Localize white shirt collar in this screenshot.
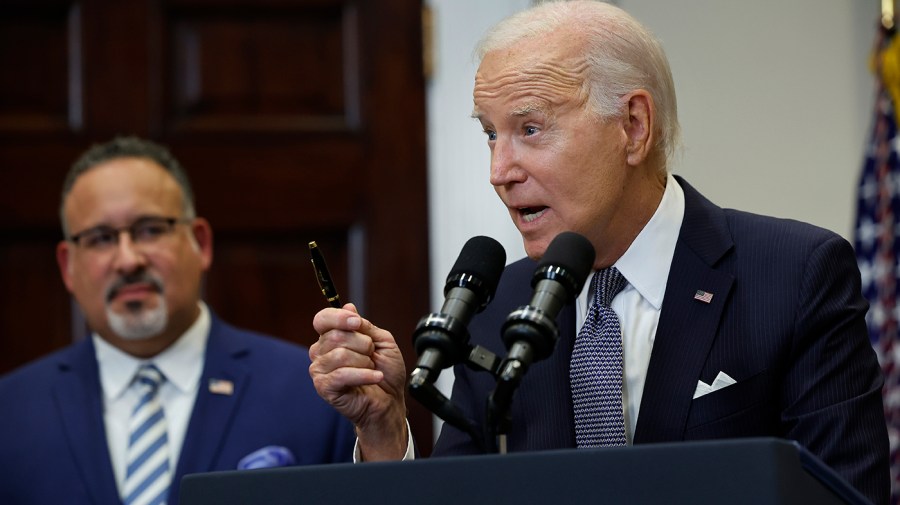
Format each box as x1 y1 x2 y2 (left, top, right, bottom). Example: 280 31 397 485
611 173 685 309
94 302 211 401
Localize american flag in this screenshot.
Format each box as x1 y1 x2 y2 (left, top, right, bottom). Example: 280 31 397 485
208 378 234 396
854 24 900 504
693 290 713 304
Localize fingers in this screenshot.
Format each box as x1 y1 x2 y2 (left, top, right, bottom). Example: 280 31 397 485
309 305 407 426
310 361 384 396
310 305 384 391
312 305 361 335
312 307 376 355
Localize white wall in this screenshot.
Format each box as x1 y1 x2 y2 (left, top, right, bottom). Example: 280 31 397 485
425 0 531 292
424 0 878 438
424 0 532 436
620 0 877 236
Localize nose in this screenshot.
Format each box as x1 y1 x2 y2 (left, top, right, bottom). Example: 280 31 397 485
489 137 526 187
112 232 147 274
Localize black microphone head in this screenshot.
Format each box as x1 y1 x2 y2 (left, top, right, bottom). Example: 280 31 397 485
534 231 596 297
445 235 507 308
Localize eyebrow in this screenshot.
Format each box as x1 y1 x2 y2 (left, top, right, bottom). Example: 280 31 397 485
510 102 546 117
470 102 548 121
77 214 168 231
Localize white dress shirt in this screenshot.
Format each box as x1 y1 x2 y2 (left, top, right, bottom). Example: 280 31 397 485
93 302 210 495
575 173 685 444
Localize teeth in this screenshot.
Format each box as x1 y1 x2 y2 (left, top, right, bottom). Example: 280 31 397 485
522 208 546 223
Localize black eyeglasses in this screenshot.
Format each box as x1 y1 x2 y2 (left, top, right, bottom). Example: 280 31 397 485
68 216 192 251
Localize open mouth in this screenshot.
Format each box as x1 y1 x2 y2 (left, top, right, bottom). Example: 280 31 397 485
520 206 548 223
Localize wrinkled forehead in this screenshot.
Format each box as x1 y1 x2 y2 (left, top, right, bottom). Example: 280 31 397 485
472 33 589 118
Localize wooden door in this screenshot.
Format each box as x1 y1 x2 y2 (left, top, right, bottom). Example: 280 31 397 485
0 0 433 451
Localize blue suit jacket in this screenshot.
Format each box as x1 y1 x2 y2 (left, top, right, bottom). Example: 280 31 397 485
0 313 356 505
433 177 890 504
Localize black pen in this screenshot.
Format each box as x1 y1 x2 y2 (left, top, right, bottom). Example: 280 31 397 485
309 241 343 308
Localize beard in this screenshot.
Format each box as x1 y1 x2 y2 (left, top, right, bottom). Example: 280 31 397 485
104 272 168 340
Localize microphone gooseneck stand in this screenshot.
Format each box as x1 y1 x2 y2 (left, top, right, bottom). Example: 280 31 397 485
408 343 502 454
409 231 595 455
486 305 560 454
408 235 506 453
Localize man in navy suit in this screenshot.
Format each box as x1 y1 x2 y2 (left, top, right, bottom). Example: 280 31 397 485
0 137 355 505
309 1 889 504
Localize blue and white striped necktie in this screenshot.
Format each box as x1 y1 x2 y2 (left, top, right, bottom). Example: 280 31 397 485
123 363 170 505
570 267 628 447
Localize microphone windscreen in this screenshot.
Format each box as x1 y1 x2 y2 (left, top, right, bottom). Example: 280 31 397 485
447 235 507 299
537 231 595 292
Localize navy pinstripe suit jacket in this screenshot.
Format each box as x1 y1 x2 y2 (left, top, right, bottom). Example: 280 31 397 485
433 176 890 505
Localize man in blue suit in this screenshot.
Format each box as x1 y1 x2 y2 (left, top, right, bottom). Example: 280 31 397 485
0 137 355 505
308 1 890 504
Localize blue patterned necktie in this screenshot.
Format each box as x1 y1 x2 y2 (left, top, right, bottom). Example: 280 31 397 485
123 364 170 505
570 267 628 447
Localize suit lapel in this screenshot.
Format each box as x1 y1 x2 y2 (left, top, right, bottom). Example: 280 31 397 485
52 339 122 505
634 177 734 444
173 316 249 482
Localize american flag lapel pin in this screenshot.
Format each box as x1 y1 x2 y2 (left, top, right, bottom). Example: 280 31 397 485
694 290 714 304
208 378 234 396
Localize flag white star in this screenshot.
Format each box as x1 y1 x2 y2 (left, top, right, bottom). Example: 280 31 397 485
857 217 880 251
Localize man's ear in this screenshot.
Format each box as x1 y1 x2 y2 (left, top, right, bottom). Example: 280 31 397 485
190 217 214 271
56 240 75 293
623 90 655 166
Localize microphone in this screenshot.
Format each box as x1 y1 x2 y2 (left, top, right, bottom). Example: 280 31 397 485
500 231 595 380
486 231 595 452
410 236 506 383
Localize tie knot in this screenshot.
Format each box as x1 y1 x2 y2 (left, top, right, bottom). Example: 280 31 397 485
134 364 165 393
591 267 627 308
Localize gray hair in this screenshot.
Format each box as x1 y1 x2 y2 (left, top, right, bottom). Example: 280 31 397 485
475 0 680 170
60 136 196 236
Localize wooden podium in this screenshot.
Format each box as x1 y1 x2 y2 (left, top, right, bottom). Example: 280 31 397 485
180 438 871 505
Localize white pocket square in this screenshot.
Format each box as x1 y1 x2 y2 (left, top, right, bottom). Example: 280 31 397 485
693 371 737 399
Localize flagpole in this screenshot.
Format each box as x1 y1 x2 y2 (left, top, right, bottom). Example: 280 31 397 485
885 0 895 30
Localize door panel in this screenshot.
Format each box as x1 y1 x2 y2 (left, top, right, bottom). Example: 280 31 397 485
0 0 433 452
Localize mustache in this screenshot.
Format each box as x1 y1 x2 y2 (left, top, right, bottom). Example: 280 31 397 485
105 271 164 302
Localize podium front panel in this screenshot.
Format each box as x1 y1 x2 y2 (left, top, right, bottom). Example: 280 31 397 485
180 438 869 505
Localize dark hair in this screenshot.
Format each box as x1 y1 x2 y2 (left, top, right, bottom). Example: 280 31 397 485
60 136 196 235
